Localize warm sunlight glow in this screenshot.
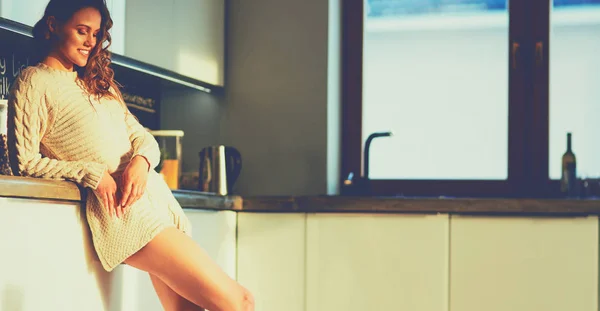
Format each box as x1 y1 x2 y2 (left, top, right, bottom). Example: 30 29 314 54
177 50 221 86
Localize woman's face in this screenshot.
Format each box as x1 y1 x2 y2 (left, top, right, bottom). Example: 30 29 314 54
49 7 102 70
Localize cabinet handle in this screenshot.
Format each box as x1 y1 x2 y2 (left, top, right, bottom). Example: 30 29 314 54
512 41 520 70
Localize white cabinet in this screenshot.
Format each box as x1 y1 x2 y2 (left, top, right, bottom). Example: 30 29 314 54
237 213 307 311
125 0 225 86
106 0 126 55
305 213 450 311
185 209 238 278
237 212 449 311
128 209 238 311
1 0 225 85
0 196 237 311
0 0 126 55
0 197 120 311
450 215 598 311
0 0 48 27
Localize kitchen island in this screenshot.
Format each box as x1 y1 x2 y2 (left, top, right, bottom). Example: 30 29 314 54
1 175 599 311
0 175 239 311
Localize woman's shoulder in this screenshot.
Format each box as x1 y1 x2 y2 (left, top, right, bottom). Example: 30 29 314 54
12 63 77 95
8 65 66 107
13 64 55 87
19 62 77 81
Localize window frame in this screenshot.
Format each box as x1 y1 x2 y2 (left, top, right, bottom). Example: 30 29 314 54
340 0 558 198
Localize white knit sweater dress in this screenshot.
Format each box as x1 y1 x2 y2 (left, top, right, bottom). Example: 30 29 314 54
7 63 192 271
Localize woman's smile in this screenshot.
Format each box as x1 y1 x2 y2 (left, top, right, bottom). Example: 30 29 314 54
78 49 90 57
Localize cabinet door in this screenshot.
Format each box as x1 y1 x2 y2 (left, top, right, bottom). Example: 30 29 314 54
125 0 174 73
0 0 47 26
306 213 449 311
105 0 126 55
129 209 238 311
0 0 126 54
237 213 307 311
0 197 118 311
125 0 224 86
450 215 598 311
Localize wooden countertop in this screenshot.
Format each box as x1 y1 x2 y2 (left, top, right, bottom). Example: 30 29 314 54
240 195 600 216
172 190 242 211
3 175 600 215
0 175 242 210
0 175 83 202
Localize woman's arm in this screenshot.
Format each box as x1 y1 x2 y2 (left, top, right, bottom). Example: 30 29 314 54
7 76 107 190
117 110 160 210
124 111 160 172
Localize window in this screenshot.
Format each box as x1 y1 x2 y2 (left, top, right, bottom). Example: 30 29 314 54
363 0 509 180
549 0 600 179
342 0 600 197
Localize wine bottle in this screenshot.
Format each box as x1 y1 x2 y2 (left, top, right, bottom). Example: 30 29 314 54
560 132 577 197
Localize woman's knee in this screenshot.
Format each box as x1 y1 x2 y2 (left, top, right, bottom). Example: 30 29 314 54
240 286 254 311
227 286 254 311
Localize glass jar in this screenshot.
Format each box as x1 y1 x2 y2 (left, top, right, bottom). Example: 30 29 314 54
149 130 184 190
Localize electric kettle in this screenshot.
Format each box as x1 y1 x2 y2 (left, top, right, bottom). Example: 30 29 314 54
198 145 242 195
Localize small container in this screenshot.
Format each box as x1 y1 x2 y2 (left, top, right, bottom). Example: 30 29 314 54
0 99 7 135
0 99 12 175
149 130 184 190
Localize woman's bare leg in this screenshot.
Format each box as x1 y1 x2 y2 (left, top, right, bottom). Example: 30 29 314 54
150 274 205 311
124 227 254 311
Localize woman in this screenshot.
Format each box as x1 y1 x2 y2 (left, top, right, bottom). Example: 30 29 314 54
6 0 254 310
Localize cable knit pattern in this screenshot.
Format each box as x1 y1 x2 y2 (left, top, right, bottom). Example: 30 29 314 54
7 63 192 271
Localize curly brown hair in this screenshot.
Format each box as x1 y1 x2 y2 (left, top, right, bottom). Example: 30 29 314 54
32 0 125 105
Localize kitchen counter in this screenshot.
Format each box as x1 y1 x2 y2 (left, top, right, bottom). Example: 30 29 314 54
2 175 600 215
240 195 600 216
0 175 242 210
0 175 83 202
3 175 599 311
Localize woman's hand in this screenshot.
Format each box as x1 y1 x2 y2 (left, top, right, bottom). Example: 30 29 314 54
96 170 119 218
119 155 150 214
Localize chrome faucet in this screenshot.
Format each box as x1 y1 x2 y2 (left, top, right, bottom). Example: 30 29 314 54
364 131 393 180
342 131 393 195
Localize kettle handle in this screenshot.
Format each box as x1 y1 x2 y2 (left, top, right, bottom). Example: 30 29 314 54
225 147 242 186
198 149 212 191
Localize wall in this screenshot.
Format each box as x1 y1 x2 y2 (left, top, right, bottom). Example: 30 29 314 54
160 87 223 174
160 0 341 196
220 0 341 196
